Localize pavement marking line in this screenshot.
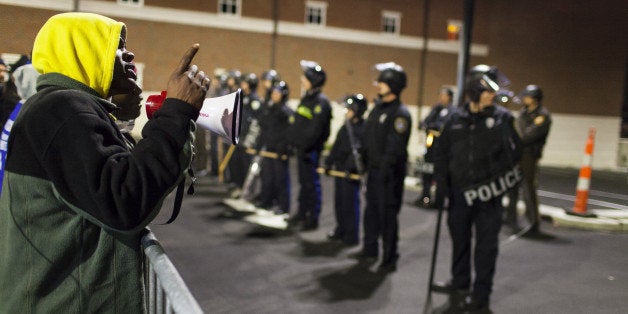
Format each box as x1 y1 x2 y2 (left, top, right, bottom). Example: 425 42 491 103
538 190 628 211
588 190 628 202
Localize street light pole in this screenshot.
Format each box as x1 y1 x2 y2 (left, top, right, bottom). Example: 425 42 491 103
454 0 475 107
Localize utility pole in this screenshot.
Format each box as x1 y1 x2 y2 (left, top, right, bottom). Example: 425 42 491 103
454 0 475 107
270 0 278 69
417 0 431 116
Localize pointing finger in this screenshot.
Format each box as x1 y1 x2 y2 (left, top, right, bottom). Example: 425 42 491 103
175 43 200 75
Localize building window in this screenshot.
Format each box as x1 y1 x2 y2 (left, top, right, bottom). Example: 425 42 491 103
447 19 462 40
218 0 241 16
305 1 327 26
117 0 143 6
382 11 401 35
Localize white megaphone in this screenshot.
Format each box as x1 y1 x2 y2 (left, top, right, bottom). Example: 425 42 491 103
145 89 243 145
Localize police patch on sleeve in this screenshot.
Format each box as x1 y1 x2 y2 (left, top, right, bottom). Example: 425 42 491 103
314 105 322 114
534 115 545 125
394 117 409 134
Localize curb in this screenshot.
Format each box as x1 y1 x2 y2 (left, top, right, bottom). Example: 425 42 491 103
404 177 628 233
540 205 628 233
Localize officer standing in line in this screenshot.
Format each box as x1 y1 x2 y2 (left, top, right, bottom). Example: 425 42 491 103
228 73 263 198
356 62 412 273
432 65 522 312
287 60 332 231
415 87 454 208
324 94 367 246
260 69 281 103
505 85 551 234
257 81 294 214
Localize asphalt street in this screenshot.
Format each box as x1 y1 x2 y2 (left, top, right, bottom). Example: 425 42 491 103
149 164 628 313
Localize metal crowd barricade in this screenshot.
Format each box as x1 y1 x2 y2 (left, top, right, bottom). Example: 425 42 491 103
142 229 204 314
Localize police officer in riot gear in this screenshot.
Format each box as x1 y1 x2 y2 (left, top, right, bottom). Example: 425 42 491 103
261 69 281 103
287 60 332 231
257 81 294 214
432 65 522 311
324 94 367 246
357 62 412 273
228 73 263 197
505 85 551 234
416 87 454 208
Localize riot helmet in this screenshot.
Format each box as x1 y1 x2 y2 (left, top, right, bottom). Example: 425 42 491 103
466 64 509 103
375 62 407 96
468 64 511 88
271 80 290 103
262 69 281 85
300 60 326 89
343 93 367 118
242 72 259 91
520 84 543 102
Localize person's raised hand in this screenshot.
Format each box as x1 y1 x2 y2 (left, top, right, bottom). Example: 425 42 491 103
166 44 211 110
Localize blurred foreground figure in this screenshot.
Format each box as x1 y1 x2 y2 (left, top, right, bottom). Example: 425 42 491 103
0 12 209 312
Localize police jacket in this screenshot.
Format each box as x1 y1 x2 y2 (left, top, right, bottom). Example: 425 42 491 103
420 103 453 132
325 119 365 173
420 103 455 161
289 89 332 153
433 103 521 192
517 105 551 159
258 101 294 154
364 98 412 170
240 91 263 139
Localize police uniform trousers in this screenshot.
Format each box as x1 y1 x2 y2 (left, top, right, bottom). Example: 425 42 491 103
228 146 251 188
258 157 290 213
296 150 322 223
333 177 360 243
447 189 503 302
520 152 541 228
363 164 406 263
504 152 540 229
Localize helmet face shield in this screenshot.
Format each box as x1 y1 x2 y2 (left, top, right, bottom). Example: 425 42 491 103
469 64 511 89
482 74 500 93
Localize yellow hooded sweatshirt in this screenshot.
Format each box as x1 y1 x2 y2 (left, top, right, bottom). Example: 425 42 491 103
32 12 125 98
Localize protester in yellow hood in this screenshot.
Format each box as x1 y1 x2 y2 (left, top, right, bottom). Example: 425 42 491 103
0 12 211 312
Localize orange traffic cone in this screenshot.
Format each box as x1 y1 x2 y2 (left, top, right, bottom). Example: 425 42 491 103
567 127 597 217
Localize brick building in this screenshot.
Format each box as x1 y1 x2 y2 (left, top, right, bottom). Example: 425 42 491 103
1 0 626 169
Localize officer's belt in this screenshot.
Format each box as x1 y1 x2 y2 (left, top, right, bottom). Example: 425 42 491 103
245 148 288 160
461 164 523 206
